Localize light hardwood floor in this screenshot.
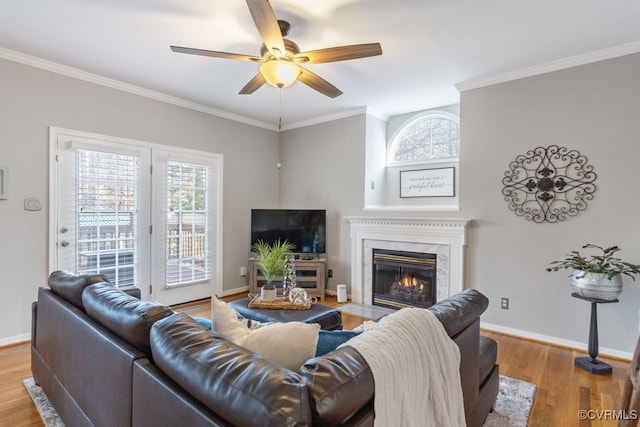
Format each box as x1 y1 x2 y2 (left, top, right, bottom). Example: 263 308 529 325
0 295 631 427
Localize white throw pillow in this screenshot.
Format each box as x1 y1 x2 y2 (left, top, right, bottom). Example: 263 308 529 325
210 296 320 371
211 296 251 342
236 322 320 371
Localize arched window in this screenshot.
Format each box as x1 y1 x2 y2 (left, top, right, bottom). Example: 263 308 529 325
387 111 460 165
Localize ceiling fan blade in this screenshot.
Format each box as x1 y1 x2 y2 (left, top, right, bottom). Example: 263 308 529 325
246 0 286 56
239 73 267 94
170 46 262 62
297 67 343 98
296 43 382 64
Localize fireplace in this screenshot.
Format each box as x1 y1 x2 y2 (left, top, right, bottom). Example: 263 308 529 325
346 217 470 305
372 249 436 309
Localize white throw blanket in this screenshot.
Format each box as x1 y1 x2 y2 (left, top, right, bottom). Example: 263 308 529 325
340 308 465 427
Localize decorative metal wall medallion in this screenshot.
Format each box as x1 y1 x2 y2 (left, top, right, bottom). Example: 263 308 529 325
501 145 597 223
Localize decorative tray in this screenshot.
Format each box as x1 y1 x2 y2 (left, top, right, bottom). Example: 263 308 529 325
248 296 311 310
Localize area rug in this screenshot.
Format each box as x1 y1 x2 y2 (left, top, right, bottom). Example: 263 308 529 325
22 378 64 427
484 375 537 426
24 375 535 427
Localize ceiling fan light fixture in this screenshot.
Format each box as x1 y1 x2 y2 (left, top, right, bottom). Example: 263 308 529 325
260 59 300 88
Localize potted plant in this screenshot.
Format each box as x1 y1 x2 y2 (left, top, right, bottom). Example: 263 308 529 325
253 239 296 301
547 243 640 301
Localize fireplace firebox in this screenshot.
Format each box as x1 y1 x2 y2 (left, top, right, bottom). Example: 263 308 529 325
372 249 436 309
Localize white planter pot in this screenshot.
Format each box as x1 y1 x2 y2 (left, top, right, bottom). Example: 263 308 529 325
569 270 623 301
260 286 277 302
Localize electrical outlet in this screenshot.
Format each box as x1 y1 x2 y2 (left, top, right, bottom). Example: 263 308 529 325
501 297 509 310
328 269 333 278
24 198 42 211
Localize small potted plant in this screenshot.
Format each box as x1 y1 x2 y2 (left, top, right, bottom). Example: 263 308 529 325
253 239 296 301
547 243 640 301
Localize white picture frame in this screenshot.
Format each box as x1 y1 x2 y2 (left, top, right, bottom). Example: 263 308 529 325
400 167 455 198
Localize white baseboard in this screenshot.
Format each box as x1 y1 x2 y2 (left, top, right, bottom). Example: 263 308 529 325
220 286 249 297
0 333 31 348
481 322 632 361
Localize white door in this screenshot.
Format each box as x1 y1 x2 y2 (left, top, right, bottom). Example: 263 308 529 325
52 129 152 299
50 128 223 305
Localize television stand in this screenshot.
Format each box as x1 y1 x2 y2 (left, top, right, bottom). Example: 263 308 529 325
249 257 326 301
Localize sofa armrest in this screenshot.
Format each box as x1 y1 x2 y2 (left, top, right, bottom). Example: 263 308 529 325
300 346 374 426
428 289 489 337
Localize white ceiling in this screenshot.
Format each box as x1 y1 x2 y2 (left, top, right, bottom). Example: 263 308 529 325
2 0 640 130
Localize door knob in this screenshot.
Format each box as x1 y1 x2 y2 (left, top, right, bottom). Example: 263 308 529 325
60 240 70 247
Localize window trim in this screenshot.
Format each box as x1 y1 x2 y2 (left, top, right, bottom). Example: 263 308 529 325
386 110 460 166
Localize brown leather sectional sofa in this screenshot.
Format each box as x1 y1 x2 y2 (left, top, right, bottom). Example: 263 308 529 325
31 271 498 426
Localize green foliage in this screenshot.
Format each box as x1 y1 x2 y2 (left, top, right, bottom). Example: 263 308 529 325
253 239 296 289
547 244 640 280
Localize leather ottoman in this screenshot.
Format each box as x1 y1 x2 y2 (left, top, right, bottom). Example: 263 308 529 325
229 297 343 330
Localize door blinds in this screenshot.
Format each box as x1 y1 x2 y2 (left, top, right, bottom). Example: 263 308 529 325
166 161 211 286
76 149 139 286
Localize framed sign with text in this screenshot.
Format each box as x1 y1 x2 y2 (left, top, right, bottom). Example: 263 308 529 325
400 167 455 198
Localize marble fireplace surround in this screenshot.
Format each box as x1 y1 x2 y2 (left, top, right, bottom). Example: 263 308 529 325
346 217 470 305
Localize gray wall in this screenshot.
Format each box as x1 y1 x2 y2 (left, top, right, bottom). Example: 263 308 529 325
279 115 367 294
3 50 639 355
0 58 279 343
278 54 640 355
459 52 640 354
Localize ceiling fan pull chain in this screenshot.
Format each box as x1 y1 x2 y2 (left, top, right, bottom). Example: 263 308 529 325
278 88 283 131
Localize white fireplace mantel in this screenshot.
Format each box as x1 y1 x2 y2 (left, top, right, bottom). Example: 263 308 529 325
345 217 471 305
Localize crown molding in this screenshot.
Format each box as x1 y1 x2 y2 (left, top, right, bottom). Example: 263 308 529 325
281 106 369 131
0 47 278 131
364 107 389 122
0 47 385 132
281 106 391 131
456 40 640 92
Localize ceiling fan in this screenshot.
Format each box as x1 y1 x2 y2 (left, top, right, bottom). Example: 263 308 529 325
170 0 382 98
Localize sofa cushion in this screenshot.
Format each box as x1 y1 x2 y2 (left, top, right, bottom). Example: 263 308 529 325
82 282 173 355
150 313 312 427
48 270 110 310
211 296 320 371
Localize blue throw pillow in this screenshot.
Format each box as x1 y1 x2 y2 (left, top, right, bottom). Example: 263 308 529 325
191 316 212 329
315 330 361 357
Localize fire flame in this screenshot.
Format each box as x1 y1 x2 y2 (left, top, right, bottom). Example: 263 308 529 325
399 274 424 290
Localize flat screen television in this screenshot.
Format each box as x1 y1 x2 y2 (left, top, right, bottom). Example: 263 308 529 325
250 209 326 255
